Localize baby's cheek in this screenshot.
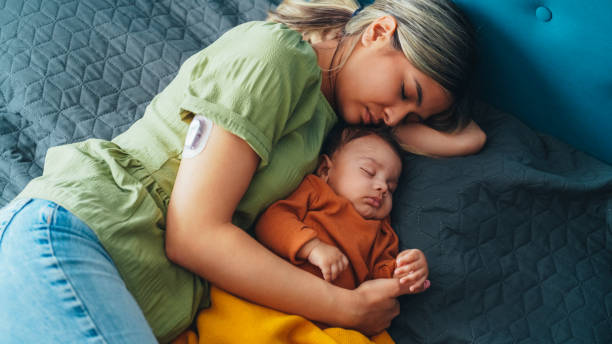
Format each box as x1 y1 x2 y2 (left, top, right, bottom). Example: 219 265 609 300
382 200 393 217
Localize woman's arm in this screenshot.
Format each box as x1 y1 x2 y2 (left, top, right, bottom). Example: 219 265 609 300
166 125 401 335
393 119 486 158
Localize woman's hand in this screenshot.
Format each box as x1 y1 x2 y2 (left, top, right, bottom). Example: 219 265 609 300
393 249 430 295
341 278 402 335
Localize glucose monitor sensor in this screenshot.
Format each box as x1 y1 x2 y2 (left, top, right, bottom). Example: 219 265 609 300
182 115 213 159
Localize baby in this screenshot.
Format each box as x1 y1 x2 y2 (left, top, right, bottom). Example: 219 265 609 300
256 125 430 295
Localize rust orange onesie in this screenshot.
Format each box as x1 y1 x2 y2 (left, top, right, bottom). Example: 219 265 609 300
255 174 399 290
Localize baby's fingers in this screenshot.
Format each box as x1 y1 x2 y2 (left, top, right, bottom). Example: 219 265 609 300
398 278 431 295
321 266 332 281
330 255 349 280
398 269 426 286
396 249 423 267
342 255 349 270
409 279 431 293
393 263 424 278
331 263 339 281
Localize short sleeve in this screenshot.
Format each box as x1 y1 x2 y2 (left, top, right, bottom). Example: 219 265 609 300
178 22 322 167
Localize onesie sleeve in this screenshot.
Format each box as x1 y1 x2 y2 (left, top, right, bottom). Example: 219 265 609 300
255 175 320 264
369 218 400 279
177 22 322 168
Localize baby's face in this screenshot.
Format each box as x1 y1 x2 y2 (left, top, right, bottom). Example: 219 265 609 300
322 134 402 220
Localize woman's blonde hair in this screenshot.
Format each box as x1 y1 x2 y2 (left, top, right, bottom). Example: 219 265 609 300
268 0 476 132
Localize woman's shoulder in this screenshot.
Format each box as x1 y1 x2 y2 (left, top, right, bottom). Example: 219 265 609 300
224 21 307 50
205 21 318 70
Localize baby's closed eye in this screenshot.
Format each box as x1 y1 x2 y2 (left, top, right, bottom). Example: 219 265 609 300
360 167 375 176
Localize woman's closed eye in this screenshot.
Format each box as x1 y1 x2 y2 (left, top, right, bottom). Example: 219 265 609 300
401 81 408 101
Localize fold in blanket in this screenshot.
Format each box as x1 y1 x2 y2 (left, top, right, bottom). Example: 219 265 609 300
172 286 395 344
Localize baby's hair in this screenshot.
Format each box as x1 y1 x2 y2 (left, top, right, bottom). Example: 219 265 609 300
322 123 403 161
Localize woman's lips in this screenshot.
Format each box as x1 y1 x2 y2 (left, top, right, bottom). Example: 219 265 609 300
364 108 382 125
363 108 372 125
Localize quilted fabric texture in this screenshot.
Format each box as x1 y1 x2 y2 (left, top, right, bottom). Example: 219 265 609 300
390 103 612 343
1 1 611 343
0 0 280 204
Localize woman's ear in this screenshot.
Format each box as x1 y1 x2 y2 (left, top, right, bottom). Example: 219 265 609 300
361 15 398 47
316 154 333 182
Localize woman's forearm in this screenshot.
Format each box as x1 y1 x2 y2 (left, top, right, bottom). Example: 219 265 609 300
167 213 401 335
393 120 487 157
167 219 350 327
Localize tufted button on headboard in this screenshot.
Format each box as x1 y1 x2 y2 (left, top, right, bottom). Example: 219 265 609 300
535 6 552 22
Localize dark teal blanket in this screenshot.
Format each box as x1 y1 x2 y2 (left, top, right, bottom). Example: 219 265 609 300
1 1 610 342
390 102 612 343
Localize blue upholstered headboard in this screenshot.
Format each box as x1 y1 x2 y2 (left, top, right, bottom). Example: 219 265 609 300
454 0 612 165
364 0 612 164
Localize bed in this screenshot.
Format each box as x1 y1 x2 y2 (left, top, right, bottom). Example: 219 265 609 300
1 0 610 343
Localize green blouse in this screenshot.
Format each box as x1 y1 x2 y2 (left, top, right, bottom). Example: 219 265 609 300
18 21 337 343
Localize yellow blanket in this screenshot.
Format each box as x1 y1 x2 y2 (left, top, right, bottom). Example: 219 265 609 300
173 286 394 344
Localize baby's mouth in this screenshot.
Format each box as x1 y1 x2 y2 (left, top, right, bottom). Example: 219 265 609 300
365 196 381 208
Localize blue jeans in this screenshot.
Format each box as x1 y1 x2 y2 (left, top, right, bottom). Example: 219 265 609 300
0 199 157 343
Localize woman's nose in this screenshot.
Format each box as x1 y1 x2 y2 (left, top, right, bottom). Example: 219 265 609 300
383 104 413 127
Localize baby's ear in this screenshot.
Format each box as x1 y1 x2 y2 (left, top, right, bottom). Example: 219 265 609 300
316 154 333 182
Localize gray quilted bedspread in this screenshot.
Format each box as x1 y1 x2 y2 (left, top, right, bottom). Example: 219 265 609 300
389 103 612 343
1 1 611 343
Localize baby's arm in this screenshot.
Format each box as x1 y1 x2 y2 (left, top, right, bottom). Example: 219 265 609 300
256 177 350 281
254 180 319 264
297 238 349 282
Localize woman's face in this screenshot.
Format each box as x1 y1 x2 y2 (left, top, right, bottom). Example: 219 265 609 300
334 18 453 127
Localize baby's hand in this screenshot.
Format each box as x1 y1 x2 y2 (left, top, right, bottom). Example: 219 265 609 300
393 249 430 295
299 238 349 281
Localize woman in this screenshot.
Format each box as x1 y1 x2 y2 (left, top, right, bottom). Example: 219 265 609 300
0 0 485 343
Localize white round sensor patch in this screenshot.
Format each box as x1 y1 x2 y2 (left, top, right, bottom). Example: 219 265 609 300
182 115 213 159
